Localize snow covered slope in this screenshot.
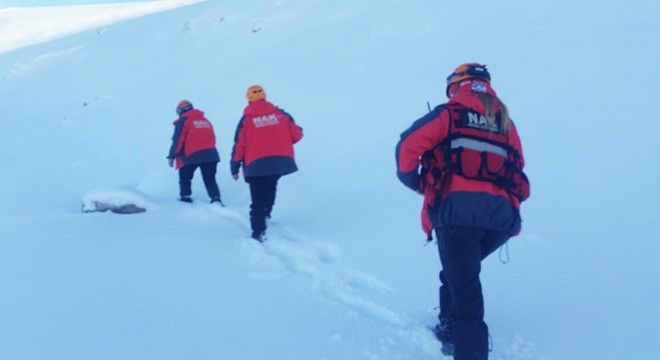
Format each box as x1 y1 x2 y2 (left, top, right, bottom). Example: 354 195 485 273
0 0 204 54
1 1 658 359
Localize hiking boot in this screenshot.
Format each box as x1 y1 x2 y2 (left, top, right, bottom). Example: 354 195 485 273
433 318 454 343
211 197 225 207
440 340 454 356
251 231 267 243
433 317 455 355
179 196 193 203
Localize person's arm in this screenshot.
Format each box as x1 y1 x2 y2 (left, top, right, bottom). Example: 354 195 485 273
230 116 247 179
167 118 186 167
395 106 449 192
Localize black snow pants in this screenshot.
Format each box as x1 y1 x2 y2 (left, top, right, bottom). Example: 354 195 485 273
436 225 509 360
179 162 221 200
246 175 280 236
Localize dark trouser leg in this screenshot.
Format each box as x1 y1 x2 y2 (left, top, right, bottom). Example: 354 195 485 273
438 228 509 325
199 162 221 200
437 226 488 360
436 226 510 360
178 164 198 198
436 269 455 354
438 269 453 323
480 231 509 260
247 176 278 236
264 175 280 217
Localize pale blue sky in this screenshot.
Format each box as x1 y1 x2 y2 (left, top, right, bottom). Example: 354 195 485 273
0 0 155 7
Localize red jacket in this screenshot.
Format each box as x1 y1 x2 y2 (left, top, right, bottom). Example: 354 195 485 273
167 109 220 170
396 81 529 239
230 100 303 177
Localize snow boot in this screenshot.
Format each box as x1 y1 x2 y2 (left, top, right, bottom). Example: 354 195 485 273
251 231 267 243
211 197 225 207
433 317 455 356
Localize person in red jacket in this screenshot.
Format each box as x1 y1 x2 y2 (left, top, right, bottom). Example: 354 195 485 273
167 100 223 205
230 85 303 242
396 64 530 360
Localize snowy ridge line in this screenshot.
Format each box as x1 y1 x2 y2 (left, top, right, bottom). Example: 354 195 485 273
2 45 84 80
0 0 206 54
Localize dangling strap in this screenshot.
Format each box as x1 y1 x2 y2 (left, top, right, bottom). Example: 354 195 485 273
498 241 510 264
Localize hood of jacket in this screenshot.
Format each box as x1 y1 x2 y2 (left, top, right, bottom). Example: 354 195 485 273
449 80 501 113
173 109 205 125
243 100 277 116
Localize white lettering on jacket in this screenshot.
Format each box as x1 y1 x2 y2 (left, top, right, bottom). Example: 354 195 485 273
467 111 499 133
253 113 279 128
193 120 211 128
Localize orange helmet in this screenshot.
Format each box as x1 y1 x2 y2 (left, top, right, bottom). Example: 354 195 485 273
176 100 193 115
445 63 490 97
246 85 266 102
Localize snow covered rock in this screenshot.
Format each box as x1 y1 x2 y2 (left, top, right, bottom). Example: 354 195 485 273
81 187 157 214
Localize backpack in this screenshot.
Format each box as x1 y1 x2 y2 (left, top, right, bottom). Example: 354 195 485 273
420 102 530 202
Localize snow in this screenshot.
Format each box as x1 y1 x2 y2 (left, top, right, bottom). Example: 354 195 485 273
0 0 204 54
1 0 659 359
